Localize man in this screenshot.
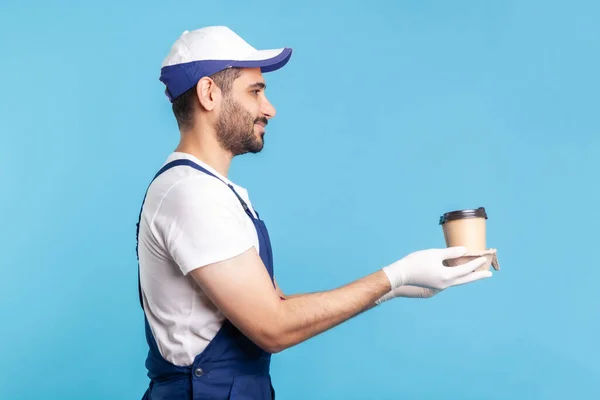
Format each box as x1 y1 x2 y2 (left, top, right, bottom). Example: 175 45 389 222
135 26 493 399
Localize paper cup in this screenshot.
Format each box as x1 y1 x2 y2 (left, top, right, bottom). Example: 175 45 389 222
439 207 499 271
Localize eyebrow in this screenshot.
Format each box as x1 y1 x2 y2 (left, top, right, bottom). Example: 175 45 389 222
248 82 266 90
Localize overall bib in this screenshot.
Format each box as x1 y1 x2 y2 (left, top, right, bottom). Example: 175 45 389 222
135 159 276 400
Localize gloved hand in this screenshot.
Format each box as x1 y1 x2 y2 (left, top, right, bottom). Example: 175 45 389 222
377 285 442 303
376 246 492 304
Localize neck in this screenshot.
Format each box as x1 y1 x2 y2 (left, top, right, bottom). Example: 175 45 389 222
175 124 233 178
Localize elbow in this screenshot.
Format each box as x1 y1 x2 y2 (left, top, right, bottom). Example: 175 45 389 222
261 342 285 354
242 301 291 354
254 326 288 354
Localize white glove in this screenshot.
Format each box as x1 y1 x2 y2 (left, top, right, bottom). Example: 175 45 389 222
377 285 441 303
376 246 492 304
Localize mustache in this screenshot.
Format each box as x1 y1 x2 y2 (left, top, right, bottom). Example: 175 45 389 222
254 116 268 126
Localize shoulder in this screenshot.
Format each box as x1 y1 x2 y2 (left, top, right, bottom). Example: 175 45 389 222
156 173 242 219
165 173 235 202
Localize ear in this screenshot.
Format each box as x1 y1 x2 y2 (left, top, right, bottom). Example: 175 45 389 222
196 77 221 111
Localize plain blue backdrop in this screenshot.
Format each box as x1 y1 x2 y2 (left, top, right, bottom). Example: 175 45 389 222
1 0 599 399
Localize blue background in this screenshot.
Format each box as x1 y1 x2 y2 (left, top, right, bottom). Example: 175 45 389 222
1 0 599 399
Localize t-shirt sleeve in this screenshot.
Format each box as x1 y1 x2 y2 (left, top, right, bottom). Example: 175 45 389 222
152 175 254 275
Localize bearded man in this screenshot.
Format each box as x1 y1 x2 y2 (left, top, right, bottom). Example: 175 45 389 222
135 26 492 400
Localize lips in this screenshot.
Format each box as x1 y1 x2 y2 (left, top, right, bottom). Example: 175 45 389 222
254 117 268 128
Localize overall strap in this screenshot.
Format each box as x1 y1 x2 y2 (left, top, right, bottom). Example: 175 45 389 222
136 158 255 309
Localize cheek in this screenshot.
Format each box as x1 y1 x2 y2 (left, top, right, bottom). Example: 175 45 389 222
248 102 261 118
242 96 261 115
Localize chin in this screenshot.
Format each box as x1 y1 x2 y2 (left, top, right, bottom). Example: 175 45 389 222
255 140 264 152
252 139 264 153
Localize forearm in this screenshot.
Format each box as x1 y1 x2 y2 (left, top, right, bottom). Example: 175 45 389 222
267 270 390 352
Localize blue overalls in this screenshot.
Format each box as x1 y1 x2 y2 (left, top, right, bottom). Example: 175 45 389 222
135 159 277 399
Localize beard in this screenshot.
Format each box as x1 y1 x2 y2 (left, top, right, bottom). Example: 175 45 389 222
215 96 267 156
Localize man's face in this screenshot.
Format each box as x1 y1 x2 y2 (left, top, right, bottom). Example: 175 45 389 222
214 68 276 156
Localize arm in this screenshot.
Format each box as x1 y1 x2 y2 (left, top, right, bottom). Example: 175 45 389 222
191 246 493 353
190 247 391 353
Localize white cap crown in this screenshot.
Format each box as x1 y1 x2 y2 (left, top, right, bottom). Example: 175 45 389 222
162 26 257 67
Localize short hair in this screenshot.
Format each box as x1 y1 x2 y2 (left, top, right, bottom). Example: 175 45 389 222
171 67 242 131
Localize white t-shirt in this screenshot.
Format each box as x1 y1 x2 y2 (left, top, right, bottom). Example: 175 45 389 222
137 152 260 366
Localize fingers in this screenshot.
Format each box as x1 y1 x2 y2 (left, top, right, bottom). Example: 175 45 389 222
393 285 437 298
451 270 493 286
449 256 488 278
439 246 468 260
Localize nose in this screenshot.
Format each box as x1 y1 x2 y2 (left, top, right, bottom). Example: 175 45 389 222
261 96 276 119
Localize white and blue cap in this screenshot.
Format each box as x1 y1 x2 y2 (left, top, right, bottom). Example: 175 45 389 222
159 26 293 102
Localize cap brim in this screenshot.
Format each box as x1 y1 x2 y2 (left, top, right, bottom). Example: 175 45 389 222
229 47 293 73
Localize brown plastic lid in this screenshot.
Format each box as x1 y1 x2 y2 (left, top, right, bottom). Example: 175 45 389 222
439 207 487 225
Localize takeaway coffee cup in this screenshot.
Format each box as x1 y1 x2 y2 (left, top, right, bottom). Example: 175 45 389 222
439 207 499 271
439 207 487 251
